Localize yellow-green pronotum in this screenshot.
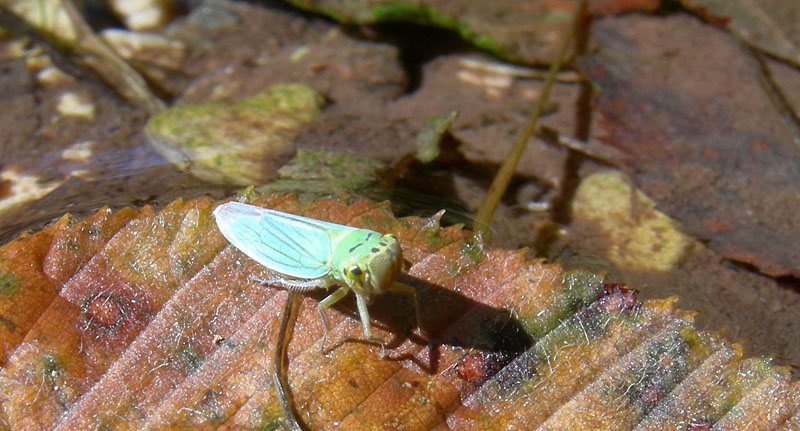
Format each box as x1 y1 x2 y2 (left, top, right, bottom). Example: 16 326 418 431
213 201 420 350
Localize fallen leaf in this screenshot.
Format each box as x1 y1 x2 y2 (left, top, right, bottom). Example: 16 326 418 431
578 13 800 278
280 0 660 64
0 194 798 430
682 0 800 66
145 84 324 186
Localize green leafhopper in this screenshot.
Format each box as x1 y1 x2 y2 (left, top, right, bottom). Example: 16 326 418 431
213 201 420 351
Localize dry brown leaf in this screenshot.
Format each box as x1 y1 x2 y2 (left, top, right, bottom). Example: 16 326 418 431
0 195 798 430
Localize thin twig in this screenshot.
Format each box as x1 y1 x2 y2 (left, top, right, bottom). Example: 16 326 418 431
0 1 165 114
59 0 165 114
474 0 587 237
273 290 308 431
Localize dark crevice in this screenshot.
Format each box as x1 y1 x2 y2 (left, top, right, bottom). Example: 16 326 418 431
80 0 125 31
738 39 800 149
252 0 476 95
346 22 475 94
244 0 324 16
391 134 552 228
726 259 800 295
550 5 593 228
775 275 800 295
652 0 691 15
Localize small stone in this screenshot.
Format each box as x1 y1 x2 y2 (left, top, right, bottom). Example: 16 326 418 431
61 141 95 162
56 92 96 119
109 0 170 30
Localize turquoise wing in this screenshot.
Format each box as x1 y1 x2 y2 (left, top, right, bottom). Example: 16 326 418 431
213 202 353 279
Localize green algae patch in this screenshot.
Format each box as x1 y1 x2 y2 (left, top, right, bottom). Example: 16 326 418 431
145 84 324 186
0 271 18 297
255 148 387 201
281 0 580 64
367 3 500 55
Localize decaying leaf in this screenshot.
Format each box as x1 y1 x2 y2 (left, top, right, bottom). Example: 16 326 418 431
0 195 798 430
256 148 388 200
144 84 324 186
280 0 660 64
414 111 458 164
578 14 800 279
681 0 800 66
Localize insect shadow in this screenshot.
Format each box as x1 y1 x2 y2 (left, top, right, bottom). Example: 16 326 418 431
304 273 534 375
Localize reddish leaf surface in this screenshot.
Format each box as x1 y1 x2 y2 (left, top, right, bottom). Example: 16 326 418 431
1 195 798 430
681 0 800 66
578 14 800 278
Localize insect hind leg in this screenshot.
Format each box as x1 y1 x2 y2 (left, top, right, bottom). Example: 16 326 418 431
354 293 387 358
251 276 329 291
318 286 350 354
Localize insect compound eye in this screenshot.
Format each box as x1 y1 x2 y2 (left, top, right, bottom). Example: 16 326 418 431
349 265 363 276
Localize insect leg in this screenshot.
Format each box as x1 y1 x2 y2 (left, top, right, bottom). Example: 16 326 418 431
317 286 349 354
387 282 422 335
355 293 386 357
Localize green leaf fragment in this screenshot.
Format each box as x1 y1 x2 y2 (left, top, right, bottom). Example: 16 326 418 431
460 239 483 263
254 148 387 200
414 110 457 163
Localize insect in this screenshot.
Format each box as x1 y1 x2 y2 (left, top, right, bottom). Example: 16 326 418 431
213 201 420 352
